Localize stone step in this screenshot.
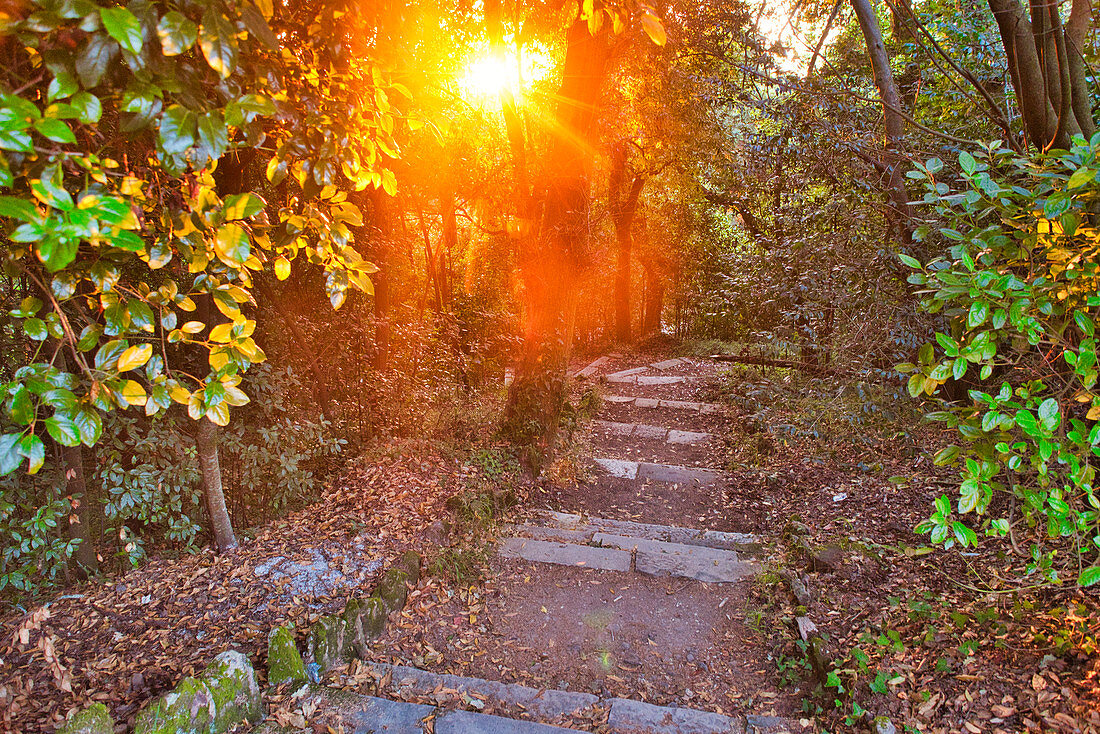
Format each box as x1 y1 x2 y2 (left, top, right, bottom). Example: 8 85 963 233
530 511 762 553
592 458 723 484
348 662 796 733
602 395 722 413
499 537 632 572
607 374 702 385
650 357 688 370
574 356 611 379
500 530 755 583
593 420 711 444
366 661 599 722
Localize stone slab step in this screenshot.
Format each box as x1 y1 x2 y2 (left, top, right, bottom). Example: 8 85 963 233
592 458 722 484
594 421 711 444
501 531 754 582
608 697 739 733
499 537 632 572
594 533 755 583
575 356 610 379
365 662 598 722
608 374 702 385
525 511 762 553
606 366 650 379
650 357 688 370
351 663 796 733
602 396 722 413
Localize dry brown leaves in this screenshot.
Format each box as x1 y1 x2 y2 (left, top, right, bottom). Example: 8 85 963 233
0 442 469 734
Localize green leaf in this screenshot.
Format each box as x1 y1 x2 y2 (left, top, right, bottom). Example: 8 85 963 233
898 253 921 269
214 223 249 265
199 9 239 79
71 92 102 124
195 111 228 162
73 407 103 446
37 237 79 272
1038 398 1060 431
0 196 40 222
1067 166 1097 189
223 192 265 220
76 34 118 88
158 105 195 155
23 318 47 341
34 118 76 143
45 415 80 446
1079 566 1100 587
0 433 21 475
958 151 977 176
968 301 989 329
157 11 197 56
18 434 44 474
952 521 978 547
100 7 144 56
241 4 278 49
933 445 960 466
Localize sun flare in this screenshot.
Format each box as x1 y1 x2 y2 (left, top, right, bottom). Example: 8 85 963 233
460 48 552 103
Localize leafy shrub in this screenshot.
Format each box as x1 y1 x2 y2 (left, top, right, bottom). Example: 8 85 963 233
0 464 76 598
903 139 1100 587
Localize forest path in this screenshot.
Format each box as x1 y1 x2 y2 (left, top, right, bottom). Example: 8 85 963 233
338 353 806 733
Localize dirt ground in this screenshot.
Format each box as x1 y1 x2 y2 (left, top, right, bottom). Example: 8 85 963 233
5 348 1099 734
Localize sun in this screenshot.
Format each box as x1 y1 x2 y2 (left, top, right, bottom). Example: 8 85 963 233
460 47 553 104
463 55 515 99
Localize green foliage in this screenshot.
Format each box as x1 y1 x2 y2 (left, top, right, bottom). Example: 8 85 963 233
220 364 345 524
902 139 1100 587
0 0 396 477
0 466 76 595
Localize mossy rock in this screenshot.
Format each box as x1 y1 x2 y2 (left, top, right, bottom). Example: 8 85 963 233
57 702 112 734
342 599 367 659
201 650 261 729
308 615 347 675
361 596 388 638
375 567 409 613
267 625 307 688
398 550 422 584
133 677 214 734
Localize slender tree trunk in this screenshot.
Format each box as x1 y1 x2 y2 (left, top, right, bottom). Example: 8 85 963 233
62 443 97 576
852 0 913 240
441 190 456 306
196 418 238 553
640 258 665 335
356 188 394 369
503 19 611 447
609 144 647 343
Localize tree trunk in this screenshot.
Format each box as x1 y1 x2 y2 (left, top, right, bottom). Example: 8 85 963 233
503 19 611 447
61 443 97 576
357 188 394 370
851 0 913 240
609 143 647 343
641 258 665 335
988 0 1094 150
196 418 238 553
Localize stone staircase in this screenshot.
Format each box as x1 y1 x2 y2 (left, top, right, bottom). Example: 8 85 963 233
499 510 759 583
260 662 793 733
258 355 796 734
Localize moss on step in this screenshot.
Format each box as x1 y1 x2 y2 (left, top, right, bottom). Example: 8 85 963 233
133 676 214 734
56 702 112 734
267 625 307 687
201 650 261 729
